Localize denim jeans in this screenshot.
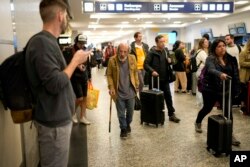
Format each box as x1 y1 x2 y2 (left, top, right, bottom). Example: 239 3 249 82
115 97 135 130
138 69 145 93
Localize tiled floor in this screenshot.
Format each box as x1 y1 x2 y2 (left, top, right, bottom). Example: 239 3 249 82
83 67 250 167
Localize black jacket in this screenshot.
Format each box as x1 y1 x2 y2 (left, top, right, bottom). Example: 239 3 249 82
173 48 186 72
144 46 171 82
203 53 240 96
130 41 149 60
63 44 91 82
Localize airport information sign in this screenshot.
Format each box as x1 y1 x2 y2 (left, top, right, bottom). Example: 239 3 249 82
85 1 234 13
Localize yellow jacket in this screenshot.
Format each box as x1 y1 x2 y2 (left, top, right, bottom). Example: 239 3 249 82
239 51 250 83
107 54 139 100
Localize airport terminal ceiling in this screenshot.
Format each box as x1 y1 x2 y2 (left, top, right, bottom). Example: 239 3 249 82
68 0 250 43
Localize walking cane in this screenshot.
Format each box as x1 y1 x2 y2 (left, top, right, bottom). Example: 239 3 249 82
109 96 112 133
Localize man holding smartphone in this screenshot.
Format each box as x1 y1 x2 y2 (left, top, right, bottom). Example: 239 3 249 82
64 34 92 124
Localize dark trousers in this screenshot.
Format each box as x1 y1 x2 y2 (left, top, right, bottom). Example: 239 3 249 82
195 91 233 126
149 79 175 116
186 72 192 91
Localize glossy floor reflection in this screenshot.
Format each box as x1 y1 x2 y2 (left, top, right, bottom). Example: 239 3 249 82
85 67 250 167
68 124 88 167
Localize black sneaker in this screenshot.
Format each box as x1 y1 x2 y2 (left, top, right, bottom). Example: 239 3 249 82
169 114 180 123
120 129 127 138
195 123 202 133
126 125 131 134
232 135 241 146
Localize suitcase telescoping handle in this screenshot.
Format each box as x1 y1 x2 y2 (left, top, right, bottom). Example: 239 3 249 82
151 76 160 91
222 76 232 119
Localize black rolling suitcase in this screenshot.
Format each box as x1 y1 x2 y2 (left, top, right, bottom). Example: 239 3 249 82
207 77 232 157
140 77 165 127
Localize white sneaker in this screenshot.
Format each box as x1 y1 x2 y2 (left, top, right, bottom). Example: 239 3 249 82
79 117 91 125
72 114 78 123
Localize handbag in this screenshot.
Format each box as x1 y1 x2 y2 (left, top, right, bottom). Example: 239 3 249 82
134 95 141 110
167 65 176 83
164 49 176 83
86 82 100 110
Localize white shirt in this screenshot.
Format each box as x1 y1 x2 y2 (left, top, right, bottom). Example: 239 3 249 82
196 49 208 77
226 45 241 68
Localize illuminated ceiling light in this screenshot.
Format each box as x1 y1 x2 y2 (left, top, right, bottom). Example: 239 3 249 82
145 21 152 24
173 21 182 24
194 19 202 24
90 22 98 25
163 19 166 22
134 20 137 22
10 3 14 11
235 1 249 5
121 21 129 24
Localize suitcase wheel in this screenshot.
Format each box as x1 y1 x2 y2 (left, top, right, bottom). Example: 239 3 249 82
213 152 221 158
156 124 158 128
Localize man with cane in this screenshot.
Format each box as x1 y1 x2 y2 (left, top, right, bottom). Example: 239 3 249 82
107 43 139 138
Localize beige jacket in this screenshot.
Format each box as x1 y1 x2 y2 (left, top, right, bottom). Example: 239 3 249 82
107 54 139 100
239 51 250 83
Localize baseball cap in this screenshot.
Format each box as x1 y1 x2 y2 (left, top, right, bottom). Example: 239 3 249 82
78 35 87 42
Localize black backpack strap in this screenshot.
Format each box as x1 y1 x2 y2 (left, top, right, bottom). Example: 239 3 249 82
237 44 242 53
195 50 202 67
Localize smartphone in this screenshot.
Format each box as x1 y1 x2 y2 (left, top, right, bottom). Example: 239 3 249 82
87 43 93 51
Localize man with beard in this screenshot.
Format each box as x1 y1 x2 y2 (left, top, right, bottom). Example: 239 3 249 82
25 0 91 166
107 43 139 138
130 32 149 93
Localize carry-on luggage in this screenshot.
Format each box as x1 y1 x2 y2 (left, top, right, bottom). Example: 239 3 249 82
245 81 250 115
140 77 165 127
207 77 232 157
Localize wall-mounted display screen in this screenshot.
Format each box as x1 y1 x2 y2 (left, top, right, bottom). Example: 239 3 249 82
228 22 247 35
229 28 237 35
158 32 177 44
237 27 246 34
58 37 71 45
200 28 213 40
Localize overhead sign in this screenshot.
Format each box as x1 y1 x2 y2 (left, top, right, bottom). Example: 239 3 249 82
90 1 234 13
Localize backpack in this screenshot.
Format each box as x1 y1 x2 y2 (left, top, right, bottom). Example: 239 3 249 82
190 50 202 73
0 47 34 123
236 44 242 53
197 67 208 93
169 51 178 65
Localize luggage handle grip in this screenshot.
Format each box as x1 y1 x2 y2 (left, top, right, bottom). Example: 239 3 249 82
222 76 232 120
151 76 160 91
